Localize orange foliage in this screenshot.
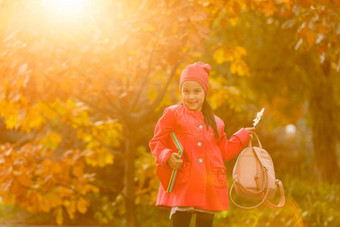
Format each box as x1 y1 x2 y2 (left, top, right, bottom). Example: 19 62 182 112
213 0 339 65
0 0 339 225
0 143 99 225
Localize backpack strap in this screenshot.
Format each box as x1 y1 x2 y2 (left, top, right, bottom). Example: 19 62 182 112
252 132 285 208
249 131 263 149
250 132 267 168
263 179 286 208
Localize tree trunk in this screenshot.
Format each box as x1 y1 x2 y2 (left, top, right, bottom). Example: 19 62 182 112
309 59 340 182
124 129 136 227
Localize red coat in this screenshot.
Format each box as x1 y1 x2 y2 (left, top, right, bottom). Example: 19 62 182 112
149 104 250 211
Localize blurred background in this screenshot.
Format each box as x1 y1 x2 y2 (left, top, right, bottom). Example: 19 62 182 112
0 0 339 226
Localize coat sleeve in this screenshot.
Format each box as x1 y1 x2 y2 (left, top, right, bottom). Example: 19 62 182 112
149 107 176 167
218 122 250 162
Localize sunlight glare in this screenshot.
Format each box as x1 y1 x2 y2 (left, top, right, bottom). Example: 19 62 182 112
42 0 90 19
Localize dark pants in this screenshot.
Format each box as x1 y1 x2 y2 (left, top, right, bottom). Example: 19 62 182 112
171 211 214 227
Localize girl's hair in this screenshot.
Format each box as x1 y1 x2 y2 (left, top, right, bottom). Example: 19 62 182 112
202 98 219 138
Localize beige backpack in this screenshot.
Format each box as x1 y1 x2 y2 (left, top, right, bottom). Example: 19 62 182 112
229 132 285 209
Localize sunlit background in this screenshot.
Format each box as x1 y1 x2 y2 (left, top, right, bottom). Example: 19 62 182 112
0 0 339 226
43 0 90 15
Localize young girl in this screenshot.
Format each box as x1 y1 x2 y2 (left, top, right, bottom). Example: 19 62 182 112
149 62 254 227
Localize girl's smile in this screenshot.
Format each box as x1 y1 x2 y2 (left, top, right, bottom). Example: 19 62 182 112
181 81 205 112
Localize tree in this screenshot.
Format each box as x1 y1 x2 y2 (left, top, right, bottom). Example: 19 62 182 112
0 0 215 226
206 0 340 182
1 0 339 226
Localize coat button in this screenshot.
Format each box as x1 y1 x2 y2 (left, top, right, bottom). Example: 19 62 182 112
198 158 203 163
197 142 202 146
199 125 203 129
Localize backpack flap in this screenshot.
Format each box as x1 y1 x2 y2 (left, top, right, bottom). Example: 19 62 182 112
233 147 265 199
252 146 277 199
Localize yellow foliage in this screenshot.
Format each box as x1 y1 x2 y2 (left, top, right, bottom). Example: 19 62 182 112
36 101 58 120
79 184 100 196
209 76 245 112
85 147 114 167
0 97 49 132
56 207 63 225
20 107 46 132
229 18 239 26
77 129 93 143
213 48 226 64
40 132 62 150
222 0 244 26
5 114 19 129
213 46 250 77
77 197 89 214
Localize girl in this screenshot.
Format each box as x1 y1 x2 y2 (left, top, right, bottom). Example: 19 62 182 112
149 62 255 227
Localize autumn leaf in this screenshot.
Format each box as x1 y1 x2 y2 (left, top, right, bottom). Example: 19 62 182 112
299 27 317 46
65 199 76 220
56 207 63 225
253 108 265 127
20 107 46 132
77 197 89 214
79 184 100 195
213 48 227 64
85 147 114 167
39 196 51 212
40 132 62 150
57 186 72 198
213 46 250 76
262 1 277 16
72 160 85 177
51 162 63 174
17 174 33 187
5 114 19 130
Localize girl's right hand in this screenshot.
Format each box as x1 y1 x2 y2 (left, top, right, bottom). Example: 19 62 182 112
166 153 183 170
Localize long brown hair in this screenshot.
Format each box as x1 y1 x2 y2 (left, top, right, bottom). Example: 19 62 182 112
202 98 219 138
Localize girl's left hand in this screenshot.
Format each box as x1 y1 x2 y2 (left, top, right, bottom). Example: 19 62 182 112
245 127 256 136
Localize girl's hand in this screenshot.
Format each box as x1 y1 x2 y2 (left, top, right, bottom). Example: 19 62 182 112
166 153 183 170
245 127 256 136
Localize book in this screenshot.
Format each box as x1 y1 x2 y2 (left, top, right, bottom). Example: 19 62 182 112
156 132 184 193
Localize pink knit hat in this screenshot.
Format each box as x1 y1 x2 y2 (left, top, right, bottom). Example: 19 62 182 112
179 62 211 94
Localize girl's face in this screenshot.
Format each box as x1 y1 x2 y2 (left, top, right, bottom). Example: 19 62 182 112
181 81 205 112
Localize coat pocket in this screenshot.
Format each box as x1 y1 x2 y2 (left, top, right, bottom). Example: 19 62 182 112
212 166 227 188
176 162 191 185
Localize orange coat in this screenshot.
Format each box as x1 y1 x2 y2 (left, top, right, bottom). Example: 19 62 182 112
149 104 250 211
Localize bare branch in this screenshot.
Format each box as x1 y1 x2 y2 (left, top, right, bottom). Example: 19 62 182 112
72 66 123 115
130 24 165 113
209 2 228 29
144 61 180 117
43 70 120 118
